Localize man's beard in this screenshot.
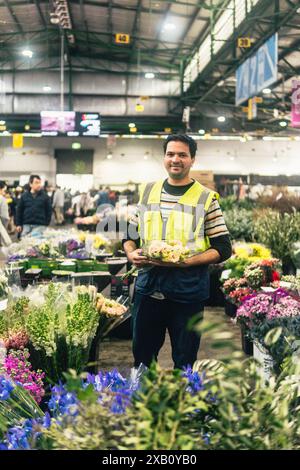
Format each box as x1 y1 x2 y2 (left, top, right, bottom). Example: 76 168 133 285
168 167 186 179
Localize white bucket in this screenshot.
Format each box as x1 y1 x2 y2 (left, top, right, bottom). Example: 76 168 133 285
0 298 8 311
253 341 274 383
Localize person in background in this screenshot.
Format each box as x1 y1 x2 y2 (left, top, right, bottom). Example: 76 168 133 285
0 181 10 246
0 181 9 228
108 187 117 207
97 186 110 206
16 175 52 237
52 185 65 225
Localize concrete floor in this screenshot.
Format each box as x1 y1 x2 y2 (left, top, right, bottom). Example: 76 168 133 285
98 306 243 373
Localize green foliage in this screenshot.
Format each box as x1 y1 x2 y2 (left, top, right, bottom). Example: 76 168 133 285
254 211 300 263
223 208 254 241
220 196 255 212
198 358 300 450
223 256 252 278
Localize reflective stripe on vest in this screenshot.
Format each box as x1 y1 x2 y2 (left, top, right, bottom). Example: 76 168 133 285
138 180 219 251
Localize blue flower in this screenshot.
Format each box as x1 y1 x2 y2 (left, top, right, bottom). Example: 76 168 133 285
5 419 34 450
182 366 205 395
0 376 14 401
47 383 78 417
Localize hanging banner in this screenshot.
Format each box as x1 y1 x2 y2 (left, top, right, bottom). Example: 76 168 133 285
236 33 278 105
12 134 23 148
291 79 300 128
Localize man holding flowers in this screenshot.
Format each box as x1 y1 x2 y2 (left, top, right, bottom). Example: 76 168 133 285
123 134 232 369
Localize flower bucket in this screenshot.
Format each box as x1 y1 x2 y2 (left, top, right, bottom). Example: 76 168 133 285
253 341 274 382
224 298 237 318
240 324 253 356
0 298 8 311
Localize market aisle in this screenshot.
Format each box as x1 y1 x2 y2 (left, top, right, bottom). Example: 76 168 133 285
98 306 243 372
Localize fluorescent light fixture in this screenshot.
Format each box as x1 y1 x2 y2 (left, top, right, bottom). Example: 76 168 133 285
217 116 226 122
262 88 271 94
22 49 33 58
145 72 155 79
43 85 52 92
163 22 176 31
128 123 136 128
279 121 288 127
72 142 81 150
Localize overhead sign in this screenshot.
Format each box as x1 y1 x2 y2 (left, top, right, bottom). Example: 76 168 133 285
237 38 252 48
115 33 130 44
235 33 278 105
12 133 23 148
291 79 300 128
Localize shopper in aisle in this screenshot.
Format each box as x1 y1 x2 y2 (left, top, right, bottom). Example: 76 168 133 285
0 181 9 229
16 175 52 237
97 186 110 206
123 134 232 370
52 185 65 225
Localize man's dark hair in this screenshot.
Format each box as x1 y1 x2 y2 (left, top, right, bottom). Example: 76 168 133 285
0 180 7 190
29 174 41 185
163 134 197 158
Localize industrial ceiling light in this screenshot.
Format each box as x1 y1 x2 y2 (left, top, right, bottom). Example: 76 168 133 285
217 116 226 122
198 129 205 135
262 88 271 94
279 120 288 127
50 12 60 24
0 120 5 125
145 72 155 79
72 142 81 150
43 85 52 92
107 153 113 159
163 22 175 31
22 49 33 58
128 123 136 128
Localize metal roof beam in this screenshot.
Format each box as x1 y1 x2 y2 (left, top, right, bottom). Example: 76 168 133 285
3 0 24 34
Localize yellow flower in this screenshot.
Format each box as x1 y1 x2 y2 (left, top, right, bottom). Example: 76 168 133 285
78 232 87 243
234 243 271 260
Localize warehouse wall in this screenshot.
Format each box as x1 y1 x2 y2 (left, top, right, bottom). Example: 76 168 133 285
0 136 299 185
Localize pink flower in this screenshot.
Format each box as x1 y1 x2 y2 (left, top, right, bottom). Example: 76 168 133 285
4 349 45 403
2 330 29 350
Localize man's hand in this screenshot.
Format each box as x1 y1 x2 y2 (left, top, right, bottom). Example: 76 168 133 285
16 226 22 233
127 249 150 267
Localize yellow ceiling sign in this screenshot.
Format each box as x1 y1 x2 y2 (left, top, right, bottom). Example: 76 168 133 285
135 103 144 112
115 33 130 44
13 134 24 148
237 37 252 48
130 127 137 133
254 96 263 103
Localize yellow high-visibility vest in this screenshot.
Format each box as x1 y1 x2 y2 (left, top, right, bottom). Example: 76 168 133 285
137 180 219 252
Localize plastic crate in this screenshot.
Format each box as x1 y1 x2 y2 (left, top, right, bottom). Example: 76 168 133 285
76 259 95 272
27 258 58 277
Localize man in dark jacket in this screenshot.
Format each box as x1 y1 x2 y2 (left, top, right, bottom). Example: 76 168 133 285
16 175 52 237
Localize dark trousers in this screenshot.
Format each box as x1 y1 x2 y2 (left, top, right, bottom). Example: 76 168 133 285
132 293 204 369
